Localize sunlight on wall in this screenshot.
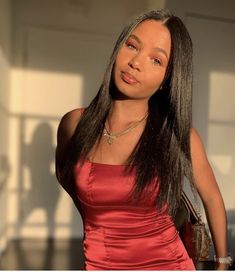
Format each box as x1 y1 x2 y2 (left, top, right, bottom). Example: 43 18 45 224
207 71 235 210
11 68 83 115
209 72 235 122
209 155 232 175
8 67 84 238
0 0 11 251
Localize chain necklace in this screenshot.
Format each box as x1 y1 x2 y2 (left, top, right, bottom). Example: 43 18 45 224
103 113 148 145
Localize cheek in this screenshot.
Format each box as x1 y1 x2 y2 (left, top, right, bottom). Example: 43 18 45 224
113 66 119 86
145 72 165 91
115 48 128 67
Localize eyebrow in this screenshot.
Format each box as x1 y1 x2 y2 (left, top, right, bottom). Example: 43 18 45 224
128 34 169 60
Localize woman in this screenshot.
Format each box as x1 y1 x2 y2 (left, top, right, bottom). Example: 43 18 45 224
56 10 230 270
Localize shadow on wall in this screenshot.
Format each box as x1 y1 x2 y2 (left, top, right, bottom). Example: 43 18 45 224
11 118 60 268
0 155 10 193
9 111 85 268
2 109 84 269
21 122 60 236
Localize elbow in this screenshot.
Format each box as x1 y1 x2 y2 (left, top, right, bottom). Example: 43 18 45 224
202 192 226 212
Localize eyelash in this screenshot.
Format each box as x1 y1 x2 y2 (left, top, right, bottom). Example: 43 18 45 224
126 42 137 50
152 58 162 66
125 41 162 66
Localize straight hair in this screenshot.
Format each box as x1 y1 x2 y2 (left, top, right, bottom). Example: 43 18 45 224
60 9 195 216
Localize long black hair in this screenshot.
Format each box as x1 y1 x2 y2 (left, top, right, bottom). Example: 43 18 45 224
61 9 195 216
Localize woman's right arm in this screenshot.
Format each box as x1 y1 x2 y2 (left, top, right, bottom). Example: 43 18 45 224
55 108 83 183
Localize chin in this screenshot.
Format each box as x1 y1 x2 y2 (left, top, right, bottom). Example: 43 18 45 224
113 90 148 101
112 78 148 100
111 88 130 100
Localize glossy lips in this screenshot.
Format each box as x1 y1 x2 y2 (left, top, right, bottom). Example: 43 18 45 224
121 72 139 84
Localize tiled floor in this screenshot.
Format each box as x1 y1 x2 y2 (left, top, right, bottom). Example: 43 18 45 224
0 239 234 270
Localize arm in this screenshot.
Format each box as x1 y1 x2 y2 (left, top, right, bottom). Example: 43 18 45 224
190 128 229 270
55 108 83 183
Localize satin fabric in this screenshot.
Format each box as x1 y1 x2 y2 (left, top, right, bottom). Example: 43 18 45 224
72 159 195 270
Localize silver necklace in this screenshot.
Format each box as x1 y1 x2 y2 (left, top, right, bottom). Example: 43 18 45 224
103 113 148 145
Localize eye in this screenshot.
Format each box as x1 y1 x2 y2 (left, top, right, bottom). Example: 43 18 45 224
125 41 137 50
152 58 162 66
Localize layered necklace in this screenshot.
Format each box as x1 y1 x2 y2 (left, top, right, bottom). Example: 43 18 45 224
103 113 148 145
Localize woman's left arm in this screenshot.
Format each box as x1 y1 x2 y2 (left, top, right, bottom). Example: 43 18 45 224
190 128 230 270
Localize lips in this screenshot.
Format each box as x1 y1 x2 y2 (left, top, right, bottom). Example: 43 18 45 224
121 71 139 84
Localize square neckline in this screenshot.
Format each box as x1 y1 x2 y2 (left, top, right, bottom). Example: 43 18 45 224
86 158 129 167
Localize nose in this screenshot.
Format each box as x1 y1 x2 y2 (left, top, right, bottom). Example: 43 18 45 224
128 54 142 71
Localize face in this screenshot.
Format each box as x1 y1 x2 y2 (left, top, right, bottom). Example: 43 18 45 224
113 19 171 100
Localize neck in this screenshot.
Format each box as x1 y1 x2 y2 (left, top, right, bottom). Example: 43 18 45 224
107 99 149 131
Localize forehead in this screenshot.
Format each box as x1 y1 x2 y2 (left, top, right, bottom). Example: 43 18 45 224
129 19 171 53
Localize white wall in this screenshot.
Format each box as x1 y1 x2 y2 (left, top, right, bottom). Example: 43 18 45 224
0 0 12 254
9 0 147 240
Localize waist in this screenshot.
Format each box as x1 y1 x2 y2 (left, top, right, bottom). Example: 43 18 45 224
83 206 174 233
83 213 183 270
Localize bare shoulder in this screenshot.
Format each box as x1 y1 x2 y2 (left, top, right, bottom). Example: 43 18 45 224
57 108 84 143
56 108 84 179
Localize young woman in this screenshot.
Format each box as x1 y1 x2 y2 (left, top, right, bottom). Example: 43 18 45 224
56 10 230 270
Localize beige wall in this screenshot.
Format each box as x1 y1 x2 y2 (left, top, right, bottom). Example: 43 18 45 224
166 0 235 19
0 0 12 253
145 0 167 10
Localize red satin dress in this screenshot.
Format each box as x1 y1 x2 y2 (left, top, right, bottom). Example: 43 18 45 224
72 159 195 270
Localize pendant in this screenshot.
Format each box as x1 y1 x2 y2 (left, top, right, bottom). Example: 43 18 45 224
103 129 115 144
108 137 113 144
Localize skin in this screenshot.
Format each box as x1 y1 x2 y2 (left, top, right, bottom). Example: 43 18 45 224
56 20 229 269
113 19 171 101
